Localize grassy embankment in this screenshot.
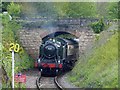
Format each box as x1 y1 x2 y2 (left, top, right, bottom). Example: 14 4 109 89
67 31 118 88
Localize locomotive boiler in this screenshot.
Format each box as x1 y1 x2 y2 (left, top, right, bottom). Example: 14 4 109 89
37 31 79 75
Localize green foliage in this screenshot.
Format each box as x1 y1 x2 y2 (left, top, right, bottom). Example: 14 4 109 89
16 2 119 19
22 2 58 17
7 2 21 17
53 2 69 17
65 2 96 18
108 2 118 19
9 2 119 19
118 2 120 19
2 14 21 43
91 2 119 19
2 14 10 25
2 18 33 87
20 2 96 18
95 34 100 41
95 2 110 19
37 2 57 16
2 2 10 12
67 32 118 88
90 18 105 34
0 2 2 13
1 3 33 87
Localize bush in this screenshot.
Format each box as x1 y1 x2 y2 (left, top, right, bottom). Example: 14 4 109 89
90 18 105 34
7 2 21 17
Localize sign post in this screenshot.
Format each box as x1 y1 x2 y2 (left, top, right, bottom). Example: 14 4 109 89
12 50 14 89
9 43 20 89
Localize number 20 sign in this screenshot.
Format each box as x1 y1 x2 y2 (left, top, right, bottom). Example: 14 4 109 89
9 43 20 53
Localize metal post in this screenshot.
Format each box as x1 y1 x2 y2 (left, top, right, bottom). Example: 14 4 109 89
12 50 14 89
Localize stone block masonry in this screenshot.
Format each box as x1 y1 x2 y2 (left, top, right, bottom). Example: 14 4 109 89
18 28 95 60
19 29 42 60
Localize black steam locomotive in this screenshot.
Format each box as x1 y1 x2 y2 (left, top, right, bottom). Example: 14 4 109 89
37 31 79 74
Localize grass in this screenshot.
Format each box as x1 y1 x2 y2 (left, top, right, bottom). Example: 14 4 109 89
67 31 118 88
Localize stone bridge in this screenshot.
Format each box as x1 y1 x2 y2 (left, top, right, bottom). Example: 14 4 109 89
18 29 94 60
18 17 114 60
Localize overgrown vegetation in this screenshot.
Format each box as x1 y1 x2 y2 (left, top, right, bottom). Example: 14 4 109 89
96 2 119 19
67 32 118 88
108 2 118 19
1 2 34 88
90 18 105 33
3 2 118 19
7 2 21 17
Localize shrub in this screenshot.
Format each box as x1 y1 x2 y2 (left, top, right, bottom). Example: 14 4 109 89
90 18 105 34
7 2 21 17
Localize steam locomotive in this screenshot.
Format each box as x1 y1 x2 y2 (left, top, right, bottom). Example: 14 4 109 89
37 31 79 75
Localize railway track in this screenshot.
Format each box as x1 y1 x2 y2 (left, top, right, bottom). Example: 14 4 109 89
54 76 63 90
36 74 63 90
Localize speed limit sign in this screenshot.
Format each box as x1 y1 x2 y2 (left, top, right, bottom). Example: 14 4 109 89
9 43 20 88
9 43 20 52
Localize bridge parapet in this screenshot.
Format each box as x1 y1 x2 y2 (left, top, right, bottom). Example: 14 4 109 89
17 17 114 30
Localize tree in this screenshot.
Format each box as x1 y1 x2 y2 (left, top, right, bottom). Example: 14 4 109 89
90 18 105 34
53 2 69 17
24 2 96 18
35 2 58 17
96 2 109 19
108 2 118 19
0 1 2 13
2 2 10 12
65 2 96 18
118 2 120 19
7 2 21 17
